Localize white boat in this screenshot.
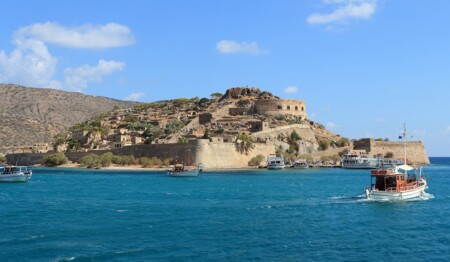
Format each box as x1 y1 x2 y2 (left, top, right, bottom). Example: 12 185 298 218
167 164 201 177
292 159 309 169
365 124 428 201
267 154 285 170
376 158 403 169
167 149 201 177
0 165 32 182
342 152 378 169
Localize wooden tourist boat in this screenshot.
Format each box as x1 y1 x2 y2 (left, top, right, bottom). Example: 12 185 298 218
364 124 428 201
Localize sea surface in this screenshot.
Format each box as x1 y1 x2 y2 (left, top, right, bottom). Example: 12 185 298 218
1 158 449 261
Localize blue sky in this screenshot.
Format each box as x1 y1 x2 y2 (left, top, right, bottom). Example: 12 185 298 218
1 0 450 156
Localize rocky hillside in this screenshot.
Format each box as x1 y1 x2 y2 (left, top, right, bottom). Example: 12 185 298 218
0 84 136 149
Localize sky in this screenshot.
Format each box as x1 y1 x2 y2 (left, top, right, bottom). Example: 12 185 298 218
1 0 450 156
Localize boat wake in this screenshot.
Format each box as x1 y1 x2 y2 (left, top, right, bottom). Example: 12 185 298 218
329 195 368 203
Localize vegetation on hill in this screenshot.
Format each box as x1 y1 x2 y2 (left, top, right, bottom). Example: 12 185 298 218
42 153 69 166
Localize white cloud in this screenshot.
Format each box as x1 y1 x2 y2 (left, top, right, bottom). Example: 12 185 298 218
0 22 131 91
14 22 135 49
216 40 268 55
124 92 145 101
64 60 125 92
284 86 298 94
307 0 377 26
0 39 60 89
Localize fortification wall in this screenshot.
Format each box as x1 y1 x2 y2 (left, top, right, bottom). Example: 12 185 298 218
255 99 307 119
194 139 275 169
371 140 430 164
353 138 430 164
251 124 316 143
8 139 275 168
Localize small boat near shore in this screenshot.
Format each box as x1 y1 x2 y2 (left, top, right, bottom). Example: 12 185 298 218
364 124 428 201
0 165 33 182
167 149 201 177
292 159 309 169
267 154 285 170
167 164 201 177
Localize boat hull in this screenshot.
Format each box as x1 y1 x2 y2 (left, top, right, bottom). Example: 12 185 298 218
167 169 200 177
267 164 285 170
365 181 427 201
342 162 378 169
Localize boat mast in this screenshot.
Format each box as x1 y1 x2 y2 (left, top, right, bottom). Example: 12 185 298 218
403 123 407 165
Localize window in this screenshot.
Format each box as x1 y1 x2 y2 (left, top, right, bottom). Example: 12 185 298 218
302 107 304 111
287 106 291 110
295 106 298 110
277 105 283 110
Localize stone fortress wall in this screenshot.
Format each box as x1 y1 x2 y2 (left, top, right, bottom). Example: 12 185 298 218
9 139 276 169
353 138 430 165
255 99 308 119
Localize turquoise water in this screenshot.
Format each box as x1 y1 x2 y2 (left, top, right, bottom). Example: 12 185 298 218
1 158 449 261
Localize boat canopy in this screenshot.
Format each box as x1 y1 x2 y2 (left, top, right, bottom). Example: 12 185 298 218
397 164 414 171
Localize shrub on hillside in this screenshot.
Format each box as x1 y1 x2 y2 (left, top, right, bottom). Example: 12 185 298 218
43 153 69 167
318 139 330 151
248 154 265 166
80 154 101 168
337 137 349 147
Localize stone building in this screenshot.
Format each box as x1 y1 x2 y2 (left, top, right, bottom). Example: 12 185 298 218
254 99 308 119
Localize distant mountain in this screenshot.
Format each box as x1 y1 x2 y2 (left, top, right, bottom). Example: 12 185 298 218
0 84 136 149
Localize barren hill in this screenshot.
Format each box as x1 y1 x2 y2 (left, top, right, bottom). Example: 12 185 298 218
0 84 136 149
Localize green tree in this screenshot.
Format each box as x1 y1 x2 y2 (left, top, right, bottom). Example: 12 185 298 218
290 130 301 141
165 120 184 134
318 139 330 151
43 153 69 167
139 157 151 167
124 115 139 123
198 97 209 105
163 158 173 166
337 137 349 147
210 92 223 99
67 139 81 152
100 152 114 167
248 154 265 166
143 126 164 142
236 134 254 153
80 154 101 168
0 155 7 164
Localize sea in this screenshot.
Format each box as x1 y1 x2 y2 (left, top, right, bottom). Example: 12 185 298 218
1 158 449 261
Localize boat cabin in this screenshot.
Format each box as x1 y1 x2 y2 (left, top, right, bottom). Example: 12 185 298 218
370 169 417 192
2 166 18 174
173 164 184 172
